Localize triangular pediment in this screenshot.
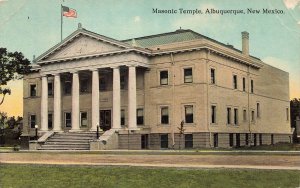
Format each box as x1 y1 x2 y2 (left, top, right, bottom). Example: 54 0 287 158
38 29 131 62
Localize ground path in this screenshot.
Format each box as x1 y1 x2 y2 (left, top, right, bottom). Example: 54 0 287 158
0 151 299 170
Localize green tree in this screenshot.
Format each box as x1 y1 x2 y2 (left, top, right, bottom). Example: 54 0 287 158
290 98 300 128
0 47 31 105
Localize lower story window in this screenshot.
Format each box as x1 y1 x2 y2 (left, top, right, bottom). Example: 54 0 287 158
185 134 193 149
121 109 125 126
160 134 168 149
30 115 36 128
80 112 88 127
65 112 71 128
229 133 234 147
213 133 218 148
48 114 53 129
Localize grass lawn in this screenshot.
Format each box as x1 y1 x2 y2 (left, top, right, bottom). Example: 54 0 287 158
0 164 299 188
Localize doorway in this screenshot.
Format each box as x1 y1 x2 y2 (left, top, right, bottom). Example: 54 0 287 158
100 110 111 131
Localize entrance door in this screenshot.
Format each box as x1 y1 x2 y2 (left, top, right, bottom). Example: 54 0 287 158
100 110 111 131
141 134 149 149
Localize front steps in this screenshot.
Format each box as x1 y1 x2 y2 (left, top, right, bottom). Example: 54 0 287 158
38 132 97 150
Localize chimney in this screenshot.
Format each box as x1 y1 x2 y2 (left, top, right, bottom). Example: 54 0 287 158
241 31 249 56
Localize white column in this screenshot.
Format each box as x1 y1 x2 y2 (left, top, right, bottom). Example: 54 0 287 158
91 69 99 131
53 73 62 132
40 75 48 131
112 66 121 129
71 71 80 131
128 65 137 129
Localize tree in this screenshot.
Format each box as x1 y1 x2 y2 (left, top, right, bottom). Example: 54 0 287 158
0 47 31 105
290 98 300 128
177 120 185 150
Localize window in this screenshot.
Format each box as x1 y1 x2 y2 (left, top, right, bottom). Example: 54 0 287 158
160 134 168 149
286 108 289 121
65 112 71 128
251 110 255 122
257 103 260 118
30 115 36 128
48 82 53 96
259 134 262 145
160 71 168 85
161 107 169 124
242 77 246 91
251 80 254 93
253 134 257 146
48 114 53 129
234 108 238 125
227 108 231 124
99 77 106 91
245 133 249 145
184 68 193 83
229 133 234 147
211 105 216 124
80 112 88 127
233 75 237 89
121 109 125 126
211 68 215 84
236 133 240 147
80 78 88 93
64 80 72 95
137 108 144 125
120 75 126 89
185 105 193 123
185 134 193 149
30 84 37 97
243 109 247 121
213 133 218 147
271 134 274 145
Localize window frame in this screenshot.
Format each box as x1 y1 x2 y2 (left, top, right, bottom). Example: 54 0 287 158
242 77 246 91
160 70 169 85
29 84 37 97
251 79 254 93
64 80 72 95
29 114 36 129
234 108 238 125
227 107 232 125
184 105 194 123
184 134 193 149
137 108 144 125
48 113 53 129
210 68 216 84
233 75 238 89
65 112 72 128
161 106 169 124
99 77 107 91
183 68 193 83
211 105 217 124
80 111 88 128
48 82 53 96
160 134 169 149
80 78 89 93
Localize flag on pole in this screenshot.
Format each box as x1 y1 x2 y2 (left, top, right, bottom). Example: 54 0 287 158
62 5 77 18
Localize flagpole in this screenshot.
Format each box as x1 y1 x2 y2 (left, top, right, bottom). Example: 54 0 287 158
61 4 63 41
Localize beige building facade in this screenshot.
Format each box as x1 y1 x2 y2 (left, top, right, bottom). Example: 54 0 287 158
22 24 292 149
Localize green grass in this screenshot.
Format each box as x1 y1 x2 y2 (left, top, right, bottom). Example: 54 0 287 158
0 164 299 188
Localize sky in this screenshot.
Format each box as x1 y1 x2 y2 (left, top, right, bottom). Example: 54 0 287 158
0 0 299 117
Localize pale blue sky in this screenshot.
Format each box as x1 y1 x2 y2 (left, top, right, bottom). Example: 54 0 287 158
0 0 299 115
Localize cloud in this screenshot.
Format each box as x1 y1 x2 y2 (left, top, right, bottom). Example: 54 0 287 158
283 0 300 9
134 16 141 23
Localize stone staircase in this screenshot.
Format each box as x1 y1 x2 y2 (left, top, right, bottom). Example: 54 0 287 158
38 132 97 150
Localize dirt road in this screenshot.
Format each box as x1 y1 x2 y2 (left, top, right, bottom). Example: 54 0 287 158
1 152 299 170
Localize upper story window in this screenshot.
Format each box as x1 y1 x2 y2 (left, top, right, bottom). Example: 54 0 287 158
251 110 255 122
161 107 169 124
227 107 231 124
99 77 106 91
286 108 289 121
64 80 72 95
243 109 247 121
251 80 254 93
137 108 144 125
30 84 37 97
211 68 216 84
242 77 246 91
233 75 237 89
184 68 193 83
80 78 89 93
120 75 126 90
257 103 260 118
48 82 53 96
234 108 238 125
211 105 216 124
160 70 168 85
185 105 193 123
